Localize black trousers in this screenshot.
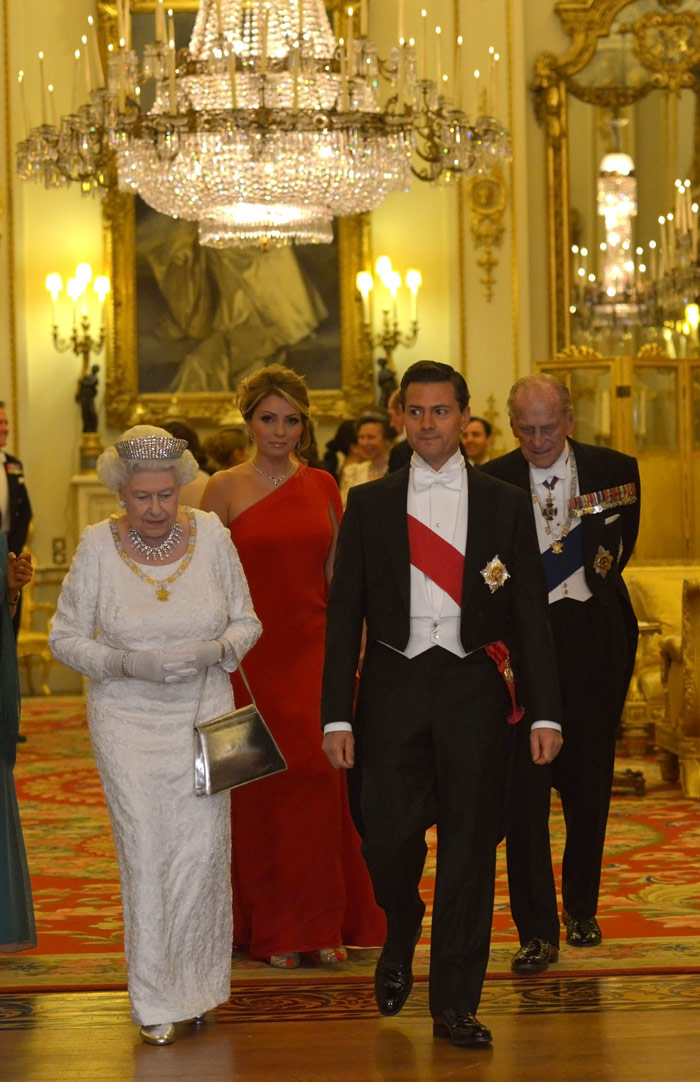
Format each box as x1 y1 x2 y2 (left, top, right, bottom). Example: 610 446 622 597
354 643 516 1016
506 596 630 940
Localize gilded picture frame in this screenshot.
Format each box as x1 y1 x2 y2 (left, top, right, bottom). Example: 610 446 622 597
98 1 373 428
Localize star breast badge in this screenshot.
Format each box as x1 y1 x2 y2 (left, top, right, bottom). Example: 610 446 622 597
593 546 614 578
481 556 510 593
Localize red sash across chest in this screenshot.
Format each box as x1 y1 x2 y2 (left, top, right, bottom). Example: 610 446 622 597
407 514 464 605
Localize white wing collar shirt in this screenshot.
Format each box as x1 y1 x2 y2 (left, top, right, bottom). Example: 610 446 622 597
529 442 592 605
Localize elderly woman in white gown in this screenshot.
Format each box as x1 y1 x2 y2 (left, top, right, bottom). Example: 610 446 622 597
49 426 261 1047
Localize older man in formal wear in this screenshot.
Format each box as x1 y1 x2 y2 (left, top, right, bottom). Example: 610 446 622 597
322 360 562 1048
481 374 640 974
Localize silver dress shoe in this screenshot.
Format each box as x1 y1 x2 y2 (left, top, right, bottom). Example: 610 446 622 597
139 1023 176 1045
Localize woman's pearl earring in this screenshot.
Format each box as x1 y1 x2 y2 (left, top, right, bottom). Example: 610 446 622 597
119 497 126 509
247 430 254 444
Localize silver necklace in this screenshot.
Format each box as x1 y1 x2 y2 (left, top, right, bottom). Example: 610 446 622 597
127 521 184 562
251 459 295 488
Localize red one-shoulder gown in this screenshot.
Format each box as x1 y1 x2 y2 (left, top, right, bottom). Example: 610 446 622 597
229 467 385 958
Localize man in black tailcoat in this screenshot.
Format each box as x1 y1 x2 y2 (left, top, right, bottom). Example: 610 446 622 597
481 374 640 974
321 361 562 1048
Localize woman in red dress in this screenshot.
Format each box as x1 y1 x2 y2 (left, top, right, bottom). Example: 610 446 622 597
202 364 384 968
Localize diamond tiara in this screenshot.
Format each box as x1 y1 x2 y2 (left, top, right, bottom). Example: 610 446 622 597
114 436 188 460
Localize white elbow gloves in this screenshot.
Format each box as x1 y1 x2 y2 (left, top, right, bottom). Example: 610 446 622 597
102 639 230 683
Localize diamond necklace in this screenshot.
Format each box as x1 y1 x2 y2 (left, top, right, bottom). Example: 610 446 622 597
127 520 183 562
251 458 296 487
110 510 196 602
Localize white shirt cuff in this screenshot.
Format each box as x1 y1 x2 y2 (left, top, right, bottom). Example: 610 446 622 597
323 721 353 733
531 720 562 732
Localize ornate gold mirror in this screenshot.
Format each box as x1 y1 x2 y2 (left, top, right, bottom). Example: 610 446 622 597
534 0 700 356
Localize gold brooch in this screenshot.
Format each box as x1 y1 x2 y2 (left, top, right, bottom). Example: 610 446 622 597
481 556 510 593
593 546 614 578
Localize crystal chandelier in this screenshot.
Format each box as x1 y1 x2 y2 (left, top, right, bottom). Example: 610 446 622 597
114 0 413 246
16 2 513 248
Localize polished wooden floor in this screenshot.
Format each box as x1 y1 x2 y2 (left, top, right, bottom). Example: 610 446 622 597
1 974 699 1081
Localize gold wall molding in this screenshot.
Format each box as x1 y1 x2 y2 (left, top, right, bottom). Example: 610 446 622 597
466 166 508 303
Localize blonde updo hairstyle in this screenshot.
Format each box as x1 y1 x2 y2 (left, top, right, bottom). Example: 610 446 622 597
97 424 199 492
237 363 311 453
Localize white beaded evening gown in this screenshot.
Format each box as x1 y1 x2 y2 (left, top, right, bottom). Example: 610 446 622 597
49 509 261 1024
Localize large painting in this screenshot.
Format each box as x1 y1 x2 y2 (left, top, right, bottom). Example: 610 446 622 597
99 1 372 427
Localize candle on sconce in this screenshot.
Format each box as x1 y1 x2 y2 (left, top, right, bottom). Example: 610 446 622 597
420 9 428 81
215 0 224 37
356 271 373 324
87 15 105 87
18 71 31 137
45 273 62 325
473 68 481 117
66 275 81 329
691 201 699 256
389 271 401 324
359 0 367 37
168 8 175 49
398 0 404 44
406 268 422 322
38 52 48 126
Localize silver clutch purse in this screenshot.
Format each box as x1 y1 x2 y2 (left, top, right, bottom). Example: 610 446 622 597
193 646 286 797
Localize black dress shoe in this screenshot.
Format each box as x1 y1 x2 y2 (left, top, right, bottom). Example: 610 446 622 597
432 1009 492 1048
511 938 559 974
565 915 602 947
374 954 414 1016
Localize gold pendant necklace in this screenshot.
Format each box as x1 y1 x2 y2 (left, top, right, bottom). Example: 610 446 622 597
110 509 196 600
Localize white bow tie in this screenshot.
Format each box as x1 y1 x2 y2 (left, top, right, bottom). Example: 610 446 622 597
413 465 463 492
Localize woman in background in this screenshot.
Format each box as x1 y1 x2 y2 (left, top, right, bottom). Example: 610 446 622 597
202 426 250 472
202 364 384 968
0 540 36 954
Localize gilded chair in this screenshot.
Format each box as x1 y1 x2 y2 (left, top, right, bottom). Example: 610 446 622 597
657 580 700 799
16 555 55 696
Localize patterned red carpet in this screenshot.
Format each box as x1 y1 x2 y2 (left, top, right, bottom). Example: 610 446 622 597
1 697 699 992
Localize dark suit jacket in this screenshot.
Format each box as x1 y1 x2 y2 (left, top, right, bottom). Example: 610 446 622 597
321 463 562 729
481 439 640 689
3 452 32 555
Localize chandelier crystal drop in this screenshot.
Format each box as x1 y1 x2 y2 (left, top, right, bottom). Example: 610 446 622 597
114 0 412 247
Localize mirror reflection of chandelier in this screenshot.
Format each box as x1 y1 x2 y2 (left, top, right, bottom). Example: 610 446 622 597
571 158 700 357
15 1 512 249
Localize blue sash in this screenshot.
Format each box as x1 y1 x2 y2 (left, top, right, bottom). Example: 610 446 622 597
540 526 584 592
